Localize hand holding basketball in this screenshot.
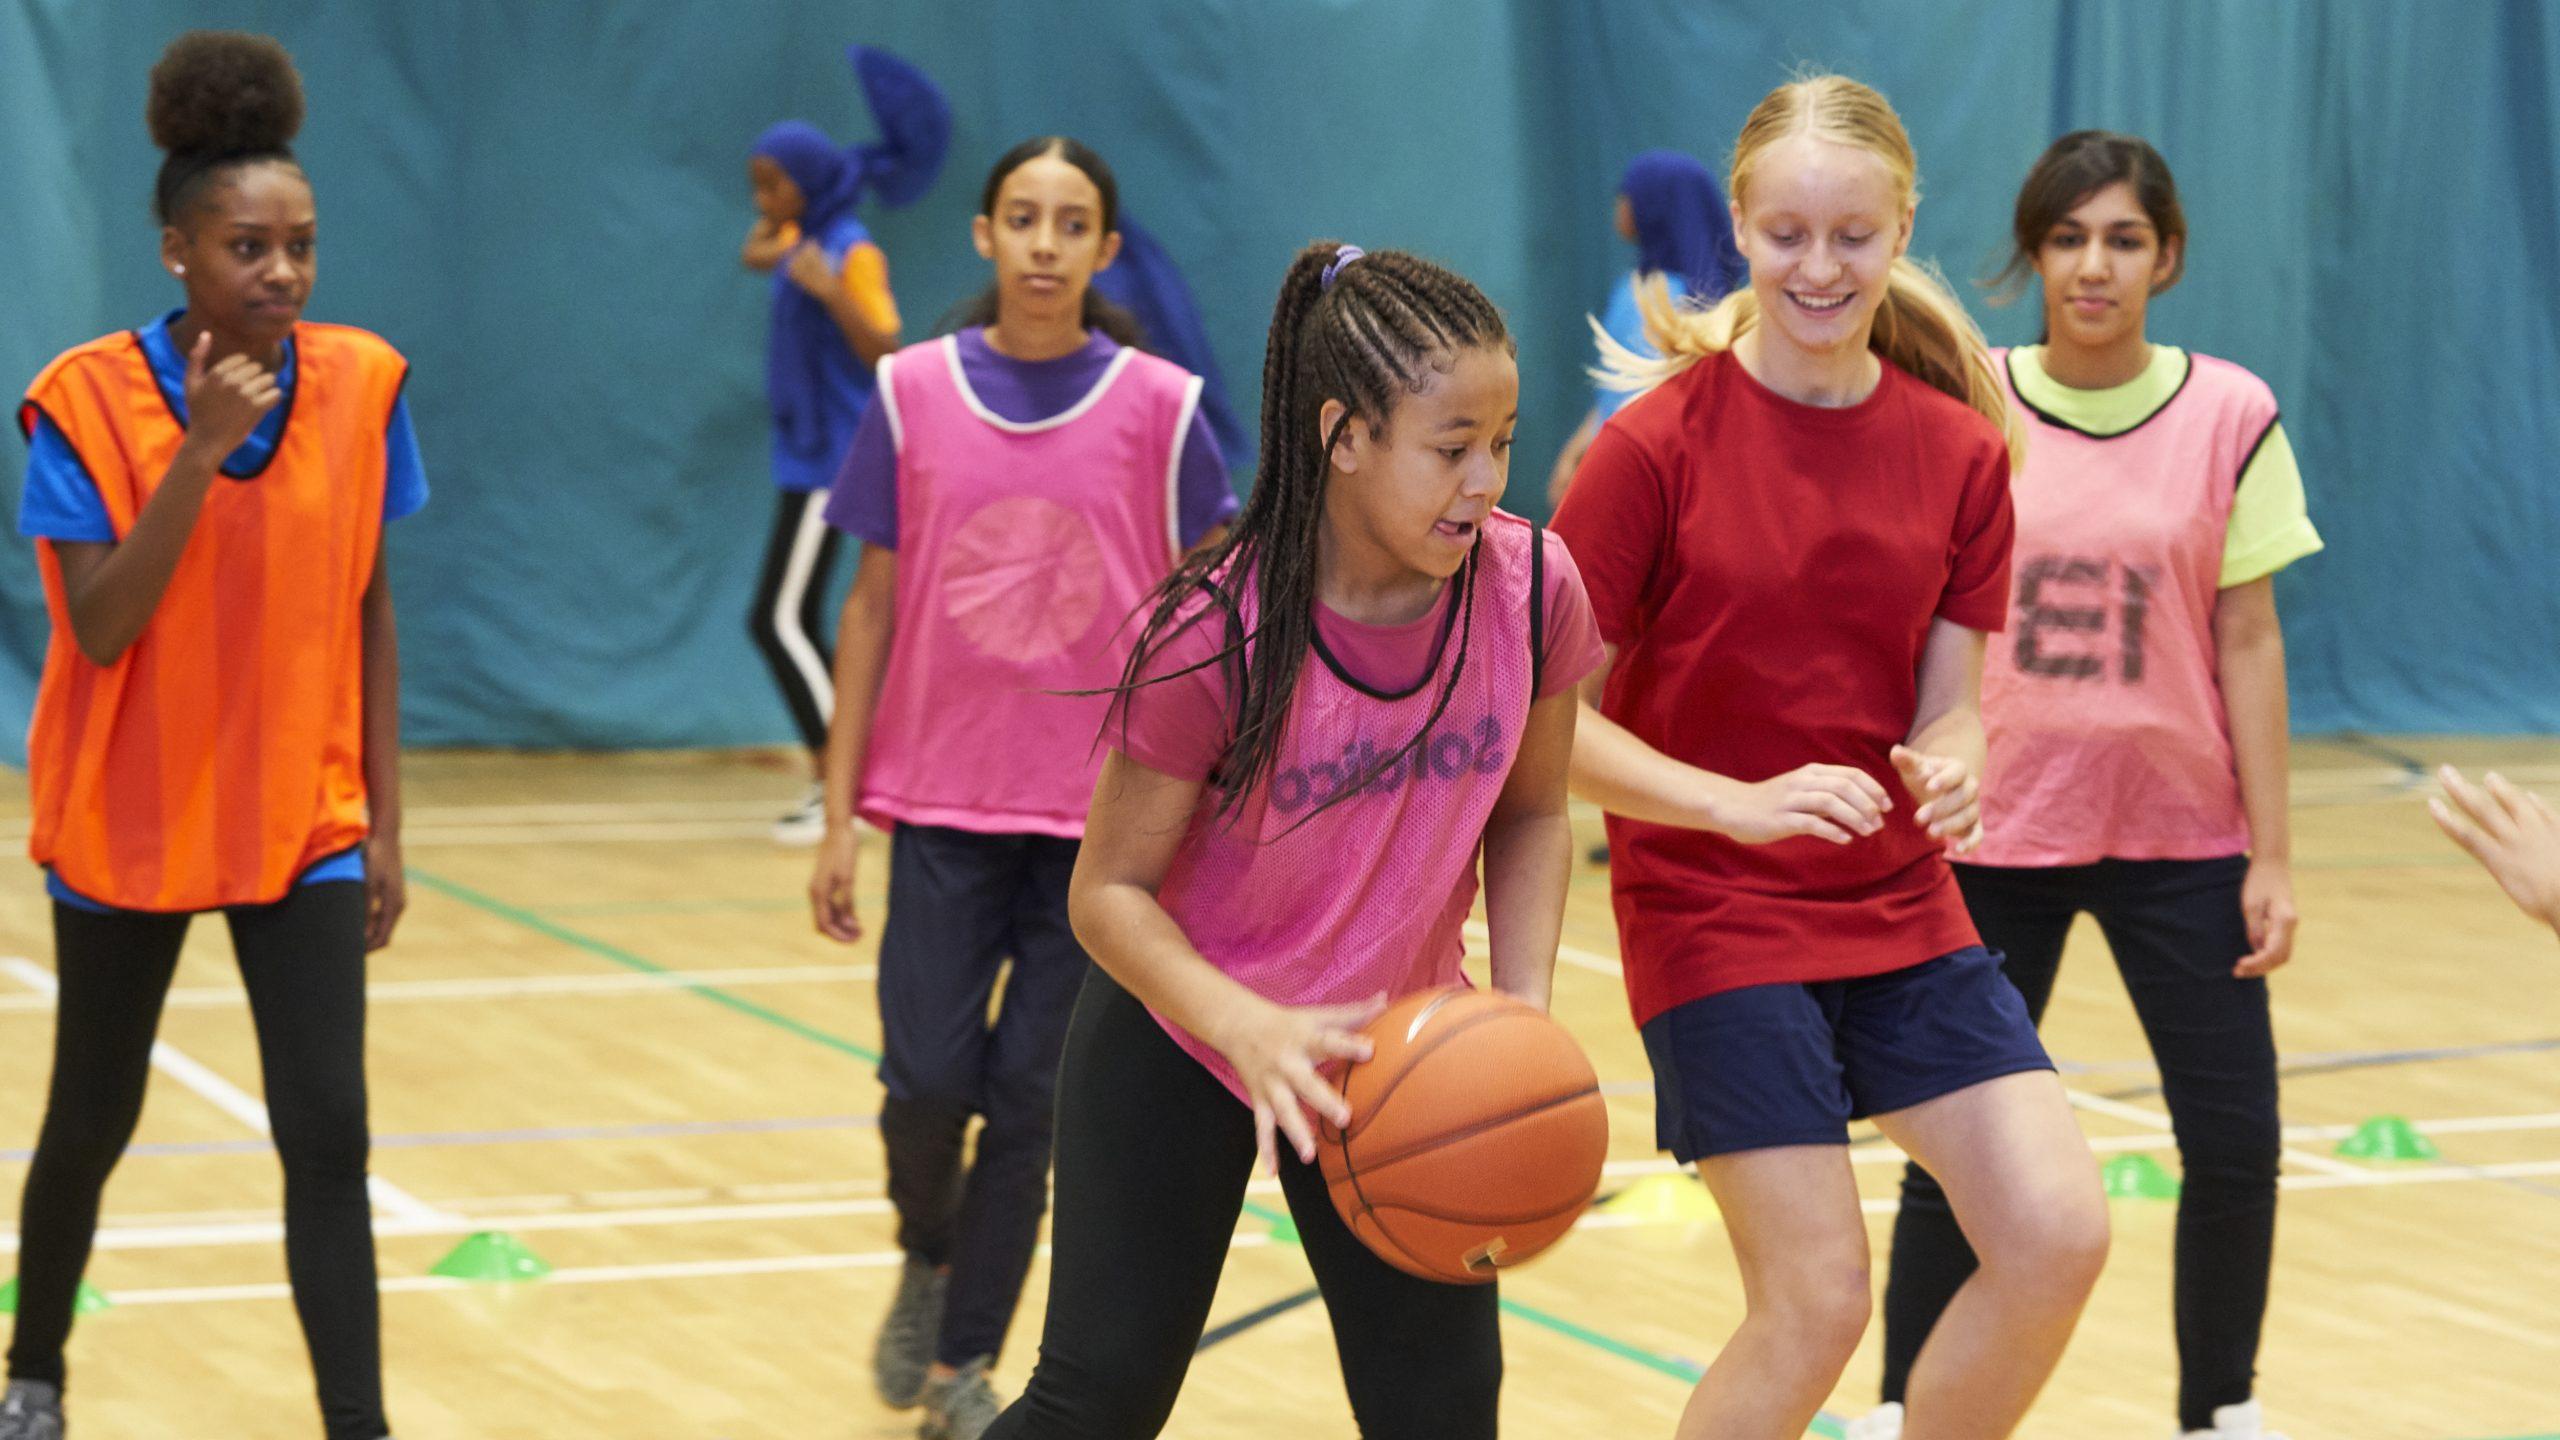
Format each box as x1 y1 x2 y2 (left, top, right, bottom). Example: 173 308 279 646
1317 987 1608 1283
1207 991 1382 1173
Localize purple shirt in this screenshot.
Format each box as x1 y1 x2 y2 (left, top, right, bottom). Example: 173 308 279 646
826 326 1236 549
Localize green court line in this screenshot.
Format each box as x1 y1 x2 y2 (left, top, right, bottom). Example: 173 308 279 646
1239 1200 1853 1438
534 896 817 917
406 868 882 1064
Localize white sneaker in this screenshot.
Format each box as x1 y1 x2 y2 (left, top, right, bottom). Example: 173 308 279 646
771 785 826 845
1845 1403 1903 1440
2180 1398 2290 1440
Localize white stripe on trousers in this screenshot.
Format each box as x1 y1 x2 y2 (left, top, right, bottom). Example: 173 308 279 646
770 490 836 727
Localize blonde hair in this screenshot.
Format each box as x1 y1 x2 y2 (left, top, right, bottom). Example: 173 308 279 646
1596 73 2023 466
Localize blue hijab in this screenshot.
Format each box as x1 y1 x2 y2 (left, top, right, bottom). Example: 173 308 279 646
754 45 950 457
1092 214 1248 465
1621 149 1745 300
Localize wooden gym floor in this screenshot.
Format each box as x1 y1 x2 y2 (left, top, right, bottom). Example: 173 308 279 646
0 738 2554 1439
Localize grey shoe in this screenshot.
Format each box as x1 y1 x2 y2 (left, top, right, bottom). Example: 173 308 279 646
918 1356 1002 1440
0 1381 64 1440
872 1254 947 1409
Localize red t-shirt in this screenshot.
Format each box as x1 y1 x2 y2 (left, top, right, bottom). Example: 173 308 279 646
1552 349 2015 1024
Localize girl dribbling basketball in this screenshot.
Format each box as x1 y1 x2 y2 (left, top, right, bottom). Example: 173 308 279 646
980 242 1603 1440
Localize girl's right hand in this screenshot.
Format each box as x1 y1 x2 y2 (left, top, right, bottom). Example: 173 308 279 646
742 216 794 271
181 333 281 461
1711 763 1891 844
1209 992 1384 1173
808 824 862 942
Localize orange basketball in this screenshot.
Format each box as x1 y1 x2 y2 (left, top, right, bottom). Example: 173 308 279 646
1316 986 1608 1284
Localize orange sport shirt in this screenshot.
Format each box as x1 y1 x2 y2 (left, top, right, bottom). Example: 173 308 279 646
17 323 407 912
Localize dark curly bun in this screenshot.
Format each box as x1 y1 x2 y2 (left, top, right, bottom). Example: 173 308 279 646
147 31 305 223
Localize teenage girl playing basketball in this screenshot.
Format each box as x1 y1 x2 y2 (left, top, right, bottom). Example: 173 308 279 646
981 242 1603 1440
1553 75 2108 1440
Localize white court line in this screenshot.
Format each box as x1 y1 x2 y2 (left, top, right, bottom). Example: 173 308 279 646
2066 1085 2370 1180
1460 921 1622 978
9 1195 899 1256
18 1122 2559 1265
403 822 774 846
0 963 877 1014
0 958 457 1227
101 1233 1290 1309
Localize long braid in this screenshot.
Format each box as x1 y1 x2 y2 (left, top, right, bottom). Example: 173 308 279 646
1106 242 1512 827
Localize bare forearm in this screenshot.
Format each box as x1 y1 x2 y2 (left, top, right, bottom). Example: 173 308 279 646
821 585 894 829
1071 876 1270 1047
359 561 403 837
1479 808 1568 1009
818 286 898 366
2220 631 2293 862
1568 700 1737 833
63 443 224 663
1905 703 1985 776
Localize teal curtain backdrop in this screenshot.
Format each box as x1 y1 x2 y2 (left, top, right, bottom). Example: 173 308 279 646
2 0 2551 753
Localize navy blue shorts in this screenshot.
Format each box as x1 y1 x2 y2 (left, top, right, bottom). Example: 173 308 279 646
1638 946 2053 1162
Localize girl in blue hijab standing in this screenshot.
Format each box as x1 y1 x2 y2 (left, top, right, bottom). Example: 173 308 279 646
745 45 949 842
1543 149 1745 505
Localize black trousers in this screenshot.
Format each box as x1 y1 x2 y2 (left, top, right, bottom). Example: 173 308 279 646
7 884 386 1440
746 486 841 755
1880 856 2279 1431
875 824 1091 1367
982 968 1503 1440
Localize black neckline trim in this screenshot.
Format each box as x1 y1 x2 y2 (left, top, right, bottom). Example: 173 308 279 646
134 324 301 480
2231 412 2282 495
2005 347 2193 441
1308 548 1472 701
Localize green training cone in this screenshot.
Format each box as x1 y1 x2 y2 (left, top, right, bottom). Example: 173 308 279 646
2336 1114 2438 1161
2101 1153 2181 1200
0 1278 110 1315
429 1231 551 1283
1596 1173 1720 1223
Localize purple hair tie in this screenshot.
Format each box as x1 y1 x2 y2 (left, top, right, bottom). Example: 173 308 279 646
1321 244 1365 290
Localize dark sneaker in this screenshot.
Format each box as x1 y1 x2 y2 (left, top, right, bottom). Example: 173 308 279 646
873 1254 947 1409
918 1355 1001 1440
0 1381 64 1440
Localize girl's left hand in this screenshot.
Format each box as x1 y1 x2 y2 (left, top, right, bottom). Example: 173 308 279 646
2234 858 2298 977
364 835 407 951
784 241 836 298
1890 745 1982 854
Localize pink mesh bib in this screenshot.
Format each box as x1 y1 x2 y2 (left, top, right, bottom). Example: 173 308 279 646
1153 512 1543 1102
859 336 1202 837
1972 351 2276 866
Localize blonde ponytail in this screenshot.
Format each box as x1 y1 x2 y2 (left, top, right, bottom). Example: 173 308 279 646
1593 72 2024 468
1590 272 1755 402
1874 256 2025 467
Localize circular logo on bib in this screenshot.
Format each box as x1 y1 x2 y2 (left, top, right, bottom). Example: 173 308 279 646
942 497 1105 662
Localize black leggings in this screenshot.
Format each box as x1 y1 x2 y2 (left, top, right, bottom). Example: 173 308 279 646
1880 856 2278 1432
746 487 842 755
7 885 386 1440
983 969 1502 1440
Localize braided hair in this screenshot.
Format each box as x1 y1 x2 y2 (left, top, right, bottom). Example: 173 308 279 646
1109 241 1512 825
147 31 306 226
